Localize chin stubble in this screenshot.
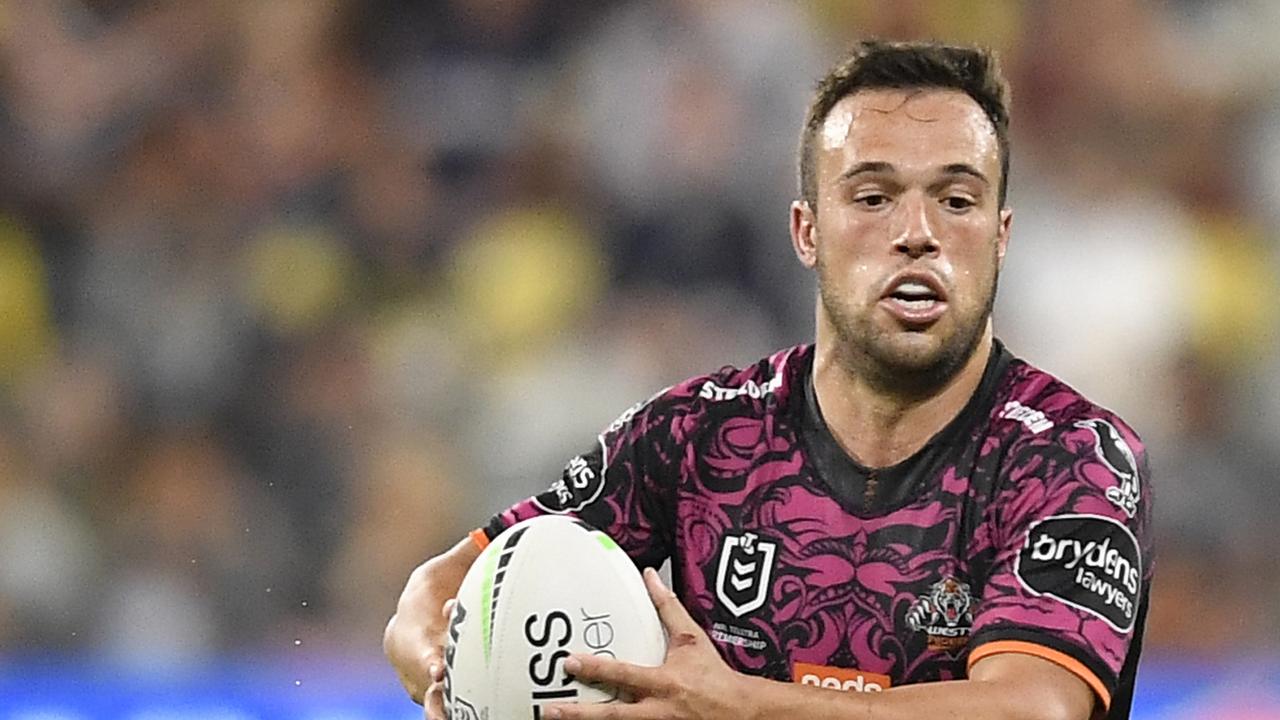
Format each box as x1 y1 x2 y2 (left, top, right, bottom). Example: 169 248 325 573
817 252 1000 399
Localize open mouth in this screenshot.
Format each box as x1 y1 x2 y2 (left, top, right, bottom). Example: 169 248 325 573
880 273 948 325
887 281 942 310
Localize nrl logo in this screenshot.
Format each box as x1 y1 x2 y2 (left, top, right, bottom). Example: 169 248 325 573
905 576 974 653
715 532 778 618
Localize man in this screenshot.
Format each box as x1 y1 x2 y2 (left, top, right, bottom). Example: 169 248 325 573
385 40 1152 720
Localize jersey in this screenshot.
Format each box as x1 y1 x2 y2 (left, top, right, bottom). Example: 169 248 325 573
482 341 1153 718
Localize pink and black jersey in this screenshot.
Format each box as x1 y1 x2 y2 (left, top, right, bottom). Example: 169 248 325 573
483 342 1152 718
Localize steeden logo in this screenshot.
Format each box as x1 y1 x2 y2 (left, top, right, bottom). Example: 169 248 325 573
792 662 891 693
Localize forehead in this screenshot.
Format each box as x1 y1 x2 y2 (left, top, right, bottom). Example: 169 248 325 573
818 88 1000 176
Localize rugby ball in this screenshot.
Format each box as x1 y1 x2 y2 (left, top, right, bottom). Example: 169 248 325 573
443 516 667 720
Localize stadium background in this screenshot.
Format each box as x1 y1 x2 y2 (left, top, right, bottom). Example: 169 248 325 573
0 0 1277 717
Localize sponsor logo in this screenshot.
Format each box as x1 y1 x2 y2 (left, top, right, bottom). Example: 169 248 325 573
538 389 669 516
699 374 783 402
525 610 578 715
533 440 608 514
1075 418 1141 519
1000 401 1054 434
526 606 621 717
1015 513 1142 633
443 599 468 717
714 532 778 617
448 696 483 720
792 662 890 692
905 576 974 653
709 621 769 650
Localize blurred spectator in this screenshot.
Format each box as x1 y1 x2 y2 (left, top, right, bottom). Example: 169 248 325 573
0 0 1273 673
0 429 98 649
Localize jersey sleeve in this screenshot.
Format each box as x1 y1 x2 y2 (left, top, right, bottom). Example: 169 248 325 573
480 381 699 569
968 415 1153 712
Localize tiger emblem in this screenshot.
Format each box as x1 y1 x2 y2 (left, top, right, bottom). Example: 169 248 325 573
906 577 974 653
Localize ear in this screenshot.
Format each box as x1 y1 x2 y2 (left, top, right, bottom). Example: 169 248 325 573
790 200 818 269
995 207 1013 270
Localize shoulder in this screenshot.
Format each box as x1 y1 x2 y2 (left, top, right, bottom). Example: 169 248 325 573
993 358 1146 453
689 345 808 406
987 355 1150 526
993 357 1147 463
601 345 810 443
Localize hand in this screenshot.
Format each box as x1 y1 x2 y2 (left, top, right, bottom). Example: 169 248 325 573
383 538 479 718
545 568 755 720
418 598 455 719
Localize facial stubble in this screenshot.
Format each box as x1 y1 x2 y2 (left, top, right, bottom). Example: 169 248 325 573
816 243 1000 400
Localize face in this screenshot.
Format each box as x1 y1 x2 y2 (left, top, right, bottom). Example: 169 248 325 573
790 88 1012 393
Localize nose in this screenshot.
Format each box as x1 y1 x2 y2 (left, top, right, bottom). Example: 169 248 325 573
892 193 940 258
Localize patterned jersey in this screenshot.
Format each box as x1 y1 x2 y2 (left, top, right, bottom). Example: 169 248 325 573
482 341 1152 718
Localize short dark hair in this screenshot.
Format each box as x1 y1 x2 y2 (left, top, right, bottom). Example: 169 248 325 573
799 40 1011 210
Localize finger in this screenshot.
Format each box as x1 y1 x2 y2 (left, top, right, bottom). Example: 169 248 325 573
642 568 702 643
425 681 446 720
564 653 661 694
399 649 440 704
394 668 426 706
431 601 453 684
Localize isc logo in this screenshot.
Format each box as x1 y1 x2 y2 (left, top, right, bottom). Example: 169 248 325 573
527 607 621 718
526 610 578 717
793 662 891 693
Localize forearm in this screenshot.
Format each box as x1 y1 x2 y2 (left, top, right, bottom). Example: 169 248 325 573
384 534 484 705
395 535 483 617
741 675 1089 720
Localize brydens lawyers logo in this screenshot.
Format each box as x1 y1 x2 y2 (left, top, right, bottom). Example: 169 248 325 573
715 532 778 617
905 576 974 653
793 662 890 693
1015 513 1141 633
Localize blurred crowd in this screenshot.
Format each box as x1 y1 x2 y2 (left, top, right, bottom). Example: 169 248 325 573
0 0 1276 671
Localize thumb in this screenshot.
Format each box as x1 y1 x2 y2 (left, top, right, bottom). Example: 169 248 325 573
643 568 701 645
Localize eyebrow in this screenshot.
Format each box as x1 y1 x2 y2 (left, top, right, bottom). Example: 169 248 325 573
940 163 990 186
837 161 991 186
837 161 894 183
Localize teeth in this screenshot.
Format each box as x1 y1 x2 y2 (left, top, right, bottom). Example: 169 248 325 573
896 298 936 309
892 281 936 299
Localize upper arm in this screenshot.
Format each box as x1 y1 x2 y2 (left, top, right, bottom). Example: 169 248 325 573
969 652 1097 720
968 413 1153 715
482 383 696 567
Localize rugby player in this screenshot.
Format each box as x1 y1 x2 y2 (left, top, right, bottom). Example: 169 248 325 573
385 40 1152 720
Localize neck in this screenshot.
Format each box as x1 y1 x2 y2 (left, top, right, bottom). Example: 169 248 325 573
812 324 994 469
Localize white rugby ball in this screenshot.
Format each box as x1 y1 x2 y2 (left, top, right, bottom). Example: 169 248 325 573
443 516 667 720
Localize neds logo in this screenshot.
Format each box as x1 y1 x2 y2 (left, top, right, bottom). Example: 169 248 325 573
793 662 891 693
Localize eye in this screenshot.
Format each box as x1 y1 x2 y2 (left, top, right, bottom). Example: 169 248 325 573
943 195 975 211
855 193 890 208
